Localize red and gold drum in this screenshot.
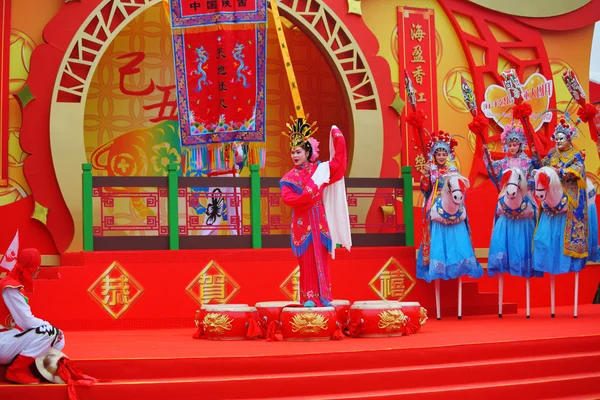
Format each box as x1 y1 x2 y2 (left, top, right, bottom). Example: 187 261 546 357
255 301 299 332
195 303 249 327
398 302 427 332
348 301 408 338
280 307 337 341
202 305 259 340
330 300 351 325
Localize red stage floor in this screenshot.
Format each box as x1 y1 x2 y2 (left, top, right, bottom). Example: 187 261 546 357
1 305 599 399
63 304 600 360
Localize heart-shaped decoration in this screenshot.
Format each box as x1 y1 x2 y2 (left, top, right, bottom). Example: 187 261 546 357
481 73 553 132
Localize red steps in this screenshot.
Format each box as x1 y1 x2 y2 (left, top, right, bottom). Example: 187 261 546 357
1 333 599 399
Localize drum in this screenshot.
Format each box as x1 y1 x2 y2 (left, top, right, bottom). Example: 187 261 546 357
280 307 338 341
330 300 351 325
202 305 260 340
195 303 250 328
398 302 427 332
347 302 408 337
255 301 299 332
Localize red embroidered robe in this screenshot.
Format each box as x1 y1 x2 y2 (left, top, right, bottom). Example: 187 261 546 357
280 133 347 305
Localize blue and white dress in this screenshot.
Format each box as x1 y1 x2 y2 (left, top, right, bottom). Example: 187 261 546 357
416 166 483 283
487 196 543 278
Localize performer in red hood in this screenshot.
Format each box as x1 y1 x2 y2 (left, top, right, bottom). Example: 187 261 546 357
0 248 65 384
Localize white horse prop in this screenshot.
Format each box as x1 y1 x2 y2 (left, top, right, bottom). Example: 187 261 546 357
429 172 471 320
494 168 536 318
533 167 592 318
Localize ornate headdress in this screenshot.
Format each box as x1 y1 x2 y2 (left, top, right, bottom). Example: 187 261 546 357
500 120 527 152
286 116 318 148
552 118 577 142
286 116 320 162
426 130 458 160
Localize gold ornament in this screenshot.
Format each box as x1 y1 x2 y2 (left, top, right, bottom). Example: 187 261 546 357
31 201 49 225
203 313 233 335
378 309 407 333
419 307 428 326
290 312 329 334
347 0 362 15
389 93 406 116
285 115 318 149
14 84 35 108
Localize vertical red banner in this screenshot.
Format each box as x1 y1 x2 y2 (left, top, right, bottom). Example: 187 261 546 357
397 7 438 184
0 0 10 187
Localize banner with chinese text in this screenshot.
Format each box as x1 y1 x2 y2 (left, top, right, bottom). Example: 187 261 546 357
169 0 267 162
397 7 438 184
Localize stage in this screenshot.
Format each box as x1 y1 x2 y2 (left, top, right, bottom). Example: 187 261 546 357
0 305 599 399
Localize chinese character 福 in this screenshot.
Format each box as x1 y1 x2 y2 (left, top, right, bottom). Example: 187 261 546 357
380 269 405 299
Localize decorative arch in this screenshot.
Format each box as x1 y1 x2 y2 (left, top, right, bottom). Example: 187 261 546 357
46 0 384 251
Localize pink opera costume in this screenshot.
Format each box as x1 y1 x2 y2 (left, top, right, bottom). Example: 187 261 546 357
483 121 542 318
280 121 351 307
416 130 483 320
0 249 65 384
532 119 588 318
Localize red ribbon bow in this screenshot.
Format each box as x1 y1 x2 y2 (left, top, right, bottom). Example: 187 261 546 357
512 103 532 120
406 109 426 129
467 115 489 137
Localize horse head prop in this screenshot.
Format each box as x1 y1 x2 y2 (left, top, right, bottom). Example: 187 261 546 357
443 172 469 205
533 167 564 209
500 168 527 201
430 173 470 224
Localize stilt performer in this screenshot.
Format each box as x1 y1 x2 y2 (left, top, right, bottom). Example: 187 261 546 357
532 119 588 318
561 69 600 265
483 121 543 318
415 130 483 320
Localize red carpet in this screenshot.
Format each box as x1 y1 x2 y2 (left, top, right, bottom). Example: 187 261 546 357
0 305 599 399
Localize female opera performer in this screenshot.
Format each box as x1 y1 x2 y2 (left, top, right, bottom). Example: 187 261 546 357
482 121 542 317
280 121 350 307
416 131 483 319
483 121 542 278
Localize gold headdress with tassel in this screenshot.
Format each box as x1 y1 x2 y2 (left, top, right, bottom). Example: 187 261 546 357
285 115 318 149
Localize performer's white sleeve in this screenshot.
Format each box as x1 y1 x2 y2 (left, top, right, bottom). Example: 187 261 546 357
3 289 48 330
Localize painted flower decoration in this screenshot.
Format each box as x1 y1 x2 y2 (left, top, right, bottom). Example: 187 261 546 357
151 142 181 176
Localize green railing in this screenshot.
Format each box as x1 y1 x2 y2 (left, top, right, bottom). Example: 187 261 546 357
82 163 414 251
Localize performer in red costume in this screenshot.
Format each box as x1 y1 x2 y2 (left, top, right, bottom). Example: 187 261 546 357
0 249 65 384
280 120 350 307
